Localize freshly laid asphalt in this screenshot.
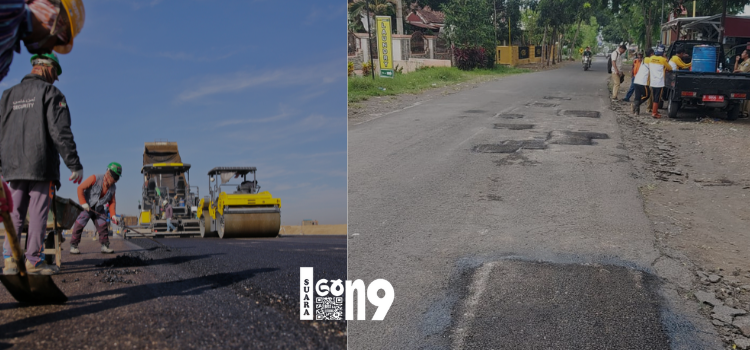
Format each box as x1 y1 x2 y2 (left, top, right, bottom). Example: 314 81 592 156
0 233 345 349
347 59 722 349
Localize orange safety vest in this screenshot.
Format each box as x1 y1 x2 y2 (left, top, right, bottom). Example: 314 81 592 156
633 58 642 75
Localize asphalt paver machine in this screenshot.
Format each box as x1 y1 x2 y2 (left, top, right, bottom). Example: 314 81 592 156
198 167 281 238
135 142 201 237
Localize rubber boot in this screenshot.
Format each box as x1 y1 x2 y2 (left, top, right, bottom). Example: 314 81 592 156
652 103 661 118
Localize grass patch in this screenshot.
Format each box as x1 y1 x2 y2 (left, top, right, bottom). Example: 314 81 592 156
348 66 529 103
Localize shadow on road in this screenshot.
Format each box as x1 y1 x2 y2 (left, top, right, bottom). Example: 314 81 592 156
0 267 277 343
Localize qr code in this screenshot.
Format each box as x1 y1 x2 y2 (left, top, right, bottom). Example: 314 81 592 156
316 296 343 320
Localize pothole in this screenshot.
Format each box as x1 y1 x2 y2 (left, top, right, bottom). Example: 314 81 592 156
547 130 609 145
526 102 557 108
494 153 541 166
480 194 503 201
493 123 534 130
473 140 546 153
544 96 572 100
497 113 524 119
563 110 600 118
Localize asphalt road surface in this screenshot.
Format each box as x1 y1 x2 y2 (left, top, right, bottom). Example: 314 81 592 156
0 234 345 349
348 59 722 349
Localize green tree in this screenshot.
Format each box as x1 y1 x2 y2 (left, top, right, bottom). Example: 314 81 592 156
444 0 496 68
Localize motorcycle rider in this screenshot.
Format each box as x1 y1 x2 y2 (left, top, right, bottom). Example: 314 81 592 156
582 46 592 68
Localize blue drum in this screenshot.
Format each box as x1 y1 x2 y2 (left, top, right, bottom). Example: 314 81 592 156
691 45 717 72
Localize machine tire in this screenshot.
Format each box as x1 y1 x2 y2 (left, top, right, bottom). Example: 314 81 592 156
217 214 226 239
200 216 218 238
668 98 680 119
584 65 589 71
727 104 740 121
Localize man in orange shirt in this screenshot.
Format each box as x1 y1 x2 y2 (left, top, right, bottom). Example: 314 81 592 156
69 162 121 254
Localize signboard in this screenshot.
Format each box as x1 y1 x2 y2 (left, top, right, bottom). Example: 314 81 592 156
518 47 529 59
376 16 394 78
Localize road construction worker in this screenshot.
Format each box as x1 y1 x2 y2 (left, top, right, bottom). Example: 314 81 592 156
0 0 85 82
70 163 121 254
0 53 83 275
164 199 176 232
669 49 692 70
647 45 672 118
632 48 653 116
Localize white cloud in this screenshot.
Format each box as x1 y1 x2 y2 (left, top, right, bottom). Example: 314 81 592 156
216 109 292 127
177 62 343 102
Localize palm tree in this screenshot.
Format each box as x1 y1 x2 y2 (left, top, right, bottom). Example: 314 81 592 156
348 0 397 33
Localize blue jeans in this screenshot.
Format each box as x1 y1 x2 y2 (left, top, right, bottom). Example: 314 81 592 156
624 76 636 100
167 218 176 232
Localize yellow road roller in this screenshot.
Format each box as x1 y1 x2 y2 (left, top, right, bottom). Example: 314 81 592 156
197 167 281 238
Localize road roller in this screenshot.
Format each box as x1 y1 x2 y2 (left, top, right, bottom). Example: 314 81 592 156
197 167 281 238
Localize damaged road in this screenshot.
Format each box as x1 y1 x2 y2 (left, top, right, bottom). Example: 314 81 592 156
348 57 723 349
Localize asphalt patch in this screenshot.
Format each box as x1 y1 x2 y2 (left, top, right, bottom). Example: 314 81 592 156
97 268 142 285
452 260 670 349
96 252 152 268
544 96 572 100
493 123 534 130
526 102 557 108
547 130 609 145
473 140 547 153
563 110 600 118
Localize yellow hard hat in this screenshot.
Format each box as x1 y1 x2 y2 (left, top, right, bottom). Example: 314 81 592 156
54 0 85 54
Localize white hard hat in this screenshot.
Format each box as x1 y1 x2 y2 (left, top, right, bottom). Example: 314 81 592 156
163 200 168 206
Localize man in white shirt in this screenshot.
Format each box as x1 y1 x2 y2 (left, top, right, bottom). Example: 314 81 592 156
632 48 653 116
611 44 626 100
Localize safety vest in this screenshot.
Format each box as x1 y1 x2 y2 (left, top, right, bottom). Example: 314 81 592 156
83 174 116 213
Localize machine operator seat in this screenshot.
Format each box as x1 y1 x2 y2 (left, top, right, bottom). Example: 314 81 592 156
236 180 257 194
176 177 186 197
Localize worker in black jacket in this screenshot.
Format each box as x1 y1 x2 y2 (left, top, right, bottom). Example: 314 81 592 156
0 53 83 275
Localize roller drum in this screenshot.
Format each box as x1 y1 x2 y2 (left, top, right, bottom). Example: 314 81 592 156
219 212 280 238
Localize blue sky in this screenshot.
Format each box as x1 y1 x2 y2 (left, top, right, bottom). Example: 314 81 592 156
1 0 346 225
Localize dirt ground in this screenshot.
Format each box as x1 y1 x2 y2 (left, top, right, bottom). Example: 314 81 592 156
348 60 574 126
611 73 750 349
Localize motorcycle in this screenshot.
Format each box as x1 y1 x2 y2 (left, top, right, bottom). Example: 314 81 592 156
582 55 592 71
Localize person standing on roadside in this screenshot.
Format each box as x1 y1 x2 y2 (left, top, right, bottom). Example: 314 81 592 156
623 51 643 102
647 45 672 118
733 49 750 117
632 49 653 116
0 54 83 275
610 44 626 100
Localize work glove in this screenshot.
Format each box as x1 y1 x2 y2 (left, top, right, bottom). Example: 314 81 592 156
0 180 13 222
81 203 90 211
69 169 83 184
111 216 118 225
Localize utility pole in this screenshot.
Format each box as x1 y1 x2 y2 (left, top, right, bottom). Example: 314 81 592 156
660 0 664 44
396 0 403 35
719 0 727 45
365 0 375 80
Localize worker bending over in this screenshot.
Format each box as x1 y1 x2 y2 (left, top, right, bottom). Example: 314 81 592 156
70 163 121 254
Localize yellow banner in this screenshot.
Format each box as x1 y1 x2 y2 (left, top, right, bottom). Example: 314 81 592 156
376 16 393 71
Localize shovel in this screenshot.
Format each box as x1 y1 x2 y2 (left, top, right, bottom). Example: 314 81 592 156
0 183 67 304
